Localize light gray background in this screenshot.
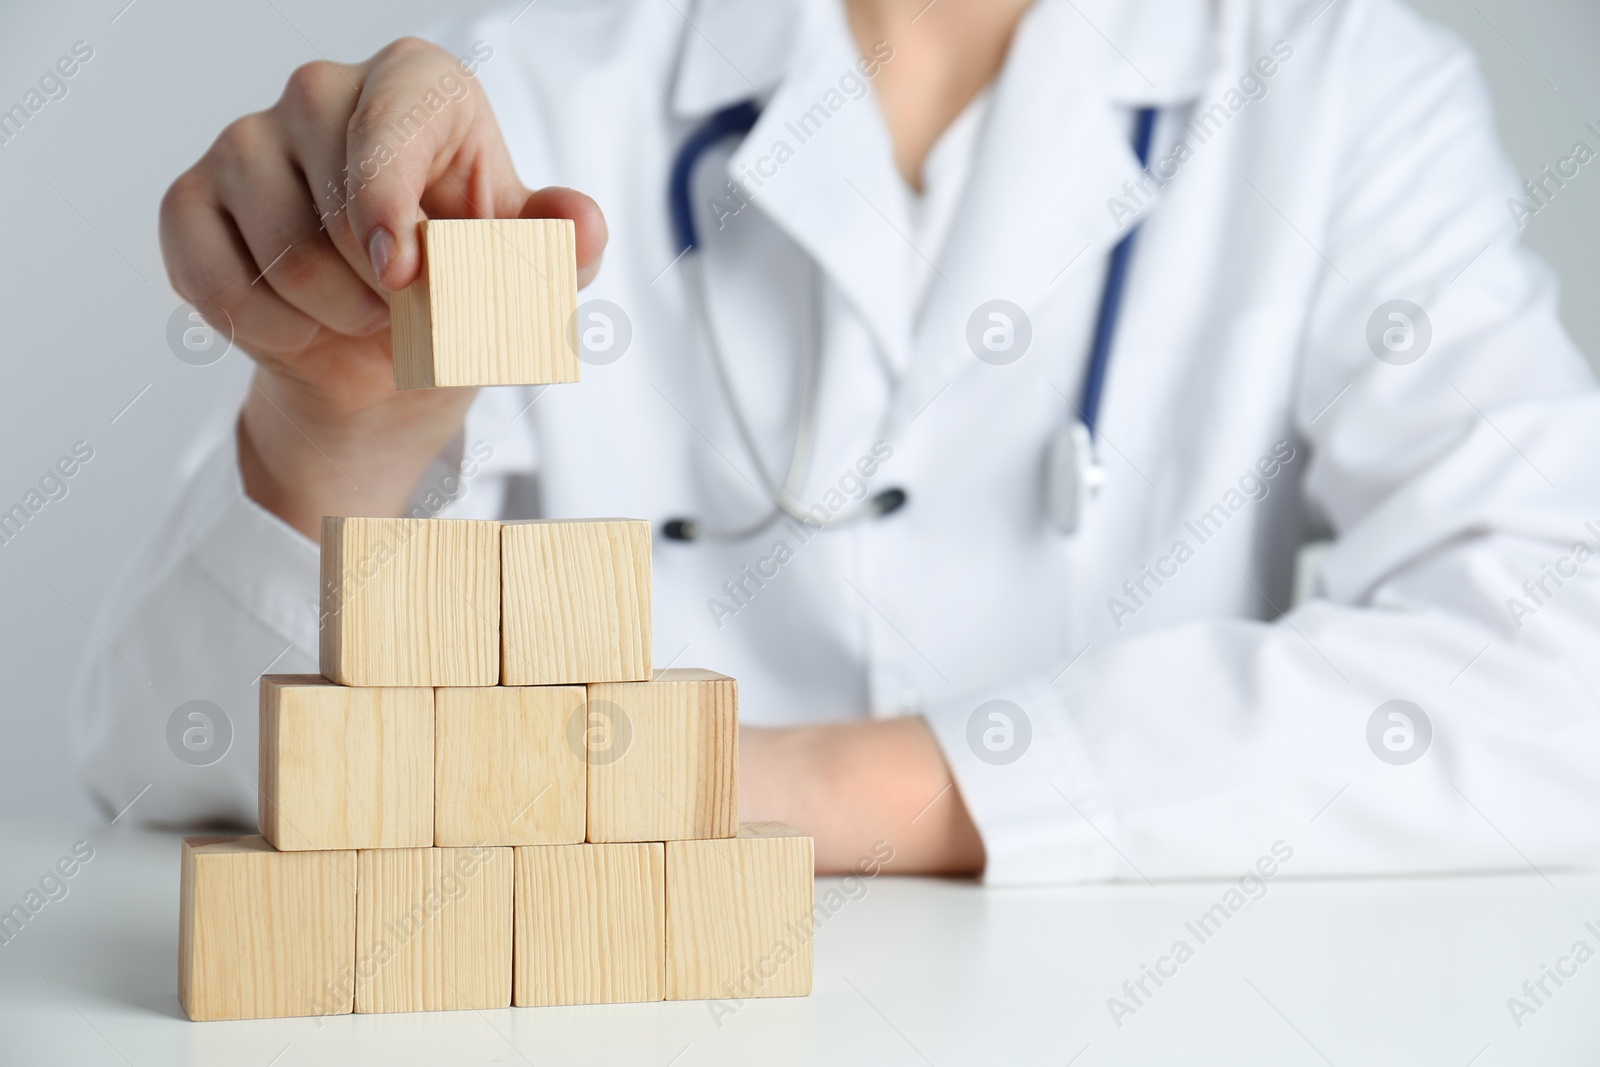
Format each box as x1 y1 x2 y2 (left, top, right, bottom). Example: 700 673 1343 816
1 0 1595 821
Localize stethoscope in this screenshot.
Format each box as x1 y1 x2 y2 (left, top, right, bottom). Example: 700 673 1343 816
662 100 1156 542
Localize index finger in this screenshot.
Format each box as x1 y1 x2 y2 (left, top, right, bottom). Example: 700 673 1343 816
343 38 513 290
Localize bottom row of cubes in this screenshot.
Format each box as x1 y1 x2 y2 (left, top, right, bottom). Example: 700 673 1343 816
179 823 813 1021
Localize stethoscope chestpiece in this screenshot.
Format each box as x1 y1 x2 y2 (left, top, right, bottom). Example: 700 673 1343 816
1048 421 1106 536
661 518 700 542
868 487 908 518
662 486 908 543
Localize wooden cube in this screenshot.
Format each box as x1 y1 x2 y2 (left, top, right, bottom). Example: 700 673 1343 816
179 835 355 1021
513 843 664 1006
586 668 737 842
355 847 513 1013
391 218 580 389
320 517 500 687
259 675 433 851
434 686 586 847
665 823 814 1002
500 519 652 686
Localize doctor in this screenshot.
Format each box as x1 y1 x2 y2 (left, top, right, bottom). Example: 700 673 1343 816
75 0 1600 884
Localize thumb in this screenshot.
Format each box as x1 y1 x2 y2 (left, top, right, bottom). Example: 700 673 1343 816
518 186 609 289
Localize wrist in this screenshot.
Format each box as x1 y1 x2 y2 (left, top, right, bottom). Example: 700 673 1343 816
738 725 819 827
743 717 985 877
237 369 475 539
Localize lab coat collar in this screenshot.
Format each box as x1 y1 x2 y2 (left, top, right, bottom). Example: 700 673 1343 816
668 0 1218 116
892 0 1220 425
722 0 919 372
669 0 921 367
1053 0 1219 106
668 0 796 116
668 0 1219 391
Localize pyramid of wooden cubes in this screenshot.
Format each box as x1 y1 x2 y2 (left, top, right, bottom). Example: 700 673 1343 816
176 221 815 1022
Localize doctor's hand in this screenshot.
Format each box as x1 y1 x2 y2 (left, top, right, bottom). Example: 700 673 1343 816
158 37 608 539
739 717 986 877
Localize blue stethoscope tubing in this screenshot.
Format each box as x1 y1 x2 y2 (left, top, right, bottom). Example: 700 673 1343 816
1083 105 1156 439
668 100 762 256
662 100 1156 541
665 99 901 542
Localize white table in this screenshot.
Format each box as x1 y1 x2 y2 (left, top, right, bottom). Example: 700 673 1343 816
2 818 1597 1066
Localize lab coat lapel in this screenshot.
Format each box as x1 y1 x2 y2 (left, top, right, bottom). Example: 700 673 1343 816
665 0 1218 414
669 0 797 115
721 0 917 375
895 0 1217 429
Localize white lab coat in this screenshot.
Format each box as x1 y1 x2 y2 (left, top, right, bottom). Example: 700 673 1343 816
72 0 1600 885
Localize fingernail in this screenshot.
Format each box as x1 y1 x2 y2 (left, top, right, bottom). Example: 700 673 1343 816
367 227 396 283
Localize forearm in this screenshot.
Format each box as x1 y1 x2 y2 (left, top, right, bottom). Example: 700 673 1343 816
740 716 985 877
70 433 320 828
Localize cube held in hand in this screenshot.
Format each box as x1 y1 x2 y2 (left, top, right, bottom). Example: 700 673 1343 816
390 218 580 389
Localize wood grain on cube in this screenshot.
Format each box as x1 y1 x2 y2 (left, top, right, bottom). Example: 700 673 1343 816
586 668 737 842
665 823 814 1002
179 835 356 1021
259 675 433 851
391 218 580 389
513 843 664 1006
320 517 500 687
355 846 513 1013
500 519 652 686
434 686 586 847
